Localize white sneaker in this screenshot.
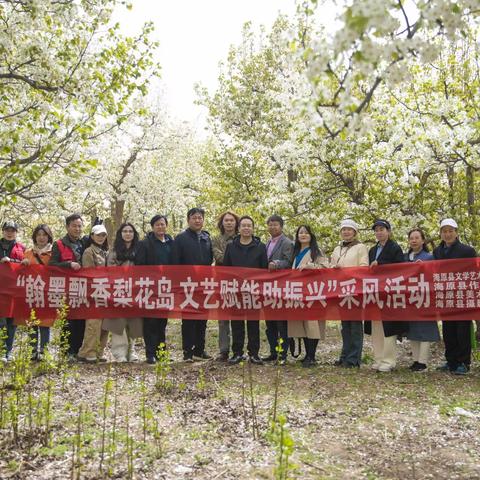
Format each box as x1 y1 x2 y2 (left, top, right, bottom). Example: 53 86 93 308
115 357 128 363
377 364 394 372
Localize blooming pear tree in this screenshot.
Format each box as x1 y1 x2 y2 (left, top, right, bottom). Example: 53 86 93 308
0 0 160 204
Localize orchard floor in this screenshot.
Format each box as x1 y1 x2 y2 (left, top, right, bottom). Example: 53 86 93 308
1 321 479 480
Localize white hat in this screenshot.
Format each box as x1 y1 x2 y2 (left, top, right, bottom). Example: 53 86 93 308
440 218 458 230
340 219 359 232
91 224 107 235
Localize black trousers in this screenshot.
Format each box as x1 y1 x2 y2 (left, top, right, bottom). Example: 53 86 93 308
443 320 472 368
182 319 207 357
265 320 288 359
143 318 168 359
231 320 260 357
66 319 85 355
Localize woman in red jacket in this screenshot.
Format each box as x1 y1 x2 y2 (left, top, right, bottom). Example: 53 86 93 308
0 221 25 361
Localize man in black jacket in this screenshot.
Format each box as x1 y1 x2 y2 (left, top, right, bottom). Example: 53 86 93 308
434 218 477 375
224 216 268 365
171 208 213 362
136 215 174 365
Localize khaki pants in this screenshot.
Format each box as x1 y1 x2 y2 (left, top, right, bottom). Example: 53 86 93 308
371 321 397 370
411 341 430 365
78 319 108 360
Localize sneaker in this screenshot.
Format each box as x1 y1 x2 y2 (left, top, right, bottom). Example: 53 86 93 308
146 357 156 365
183 355 194 363
98 357 108 363
216 352 229 362
5 352 13 362
377 365 394 373
261 354 277 362
409 361 419 371
115 357 128 363
411 362 427 372
67 353 77 363
1 356 7 364
228 354 244 365
249 355 263 365
31 352 39 362
452 364 469 376
193 352 212 361
436 363 451 372
333 359 344 367
77 356 97 364
342 363 359 369
277 359 287 366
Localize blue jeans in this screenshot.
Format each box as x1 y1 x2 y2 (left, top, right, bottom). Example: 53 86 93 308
339 321 363 366
30 326 50 354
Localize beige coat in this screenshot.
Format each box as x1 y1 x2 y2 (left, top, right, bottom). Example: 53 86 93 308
287 249 328 340
102 249 143 338
330 242 369 268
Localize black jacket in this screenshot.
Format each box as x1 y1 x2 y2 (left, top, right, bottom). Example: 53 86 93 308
223 236 268 269
171 228 213 266
365 239 407 337
368 239 404 265
136 232 173 266
433 239 477 260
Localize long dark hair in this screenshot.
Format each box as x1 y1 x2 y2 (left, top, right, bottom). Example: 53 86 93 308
114 223 139 261
292 225 322 261
407 228 430 253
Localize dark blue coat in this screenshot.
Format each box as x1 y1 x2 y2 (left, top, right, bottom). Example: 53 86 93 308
404 250 440 342
171 228 213 266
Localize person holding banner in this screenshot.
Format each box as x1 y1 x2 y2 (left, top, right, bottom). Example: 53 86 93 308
135 215 173 365
223 215 268 365
263 215 294 365
77 224 110 363
330 219 369 368
49 214 87 360
21 224 54 361
288 225 328 368
104 223 143 363
212 211 240 362
0 220 25 361
171 207 214 363
433 218 477 375
404 228 440 372
365 219 405 373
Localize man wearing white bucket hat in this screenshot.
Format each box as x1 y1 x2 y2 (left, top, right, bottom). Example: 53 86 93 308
433 218 477 375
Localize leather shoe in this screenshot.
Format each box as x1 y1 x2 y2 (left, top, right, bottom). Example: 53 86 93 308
228 354 244 365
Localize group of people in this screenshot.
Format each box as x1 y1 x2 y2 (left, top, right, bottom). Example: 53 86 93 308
0 209 478 376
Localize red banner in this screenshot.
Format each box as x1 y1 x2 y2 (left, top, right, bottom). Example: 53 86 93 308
0 259 479 321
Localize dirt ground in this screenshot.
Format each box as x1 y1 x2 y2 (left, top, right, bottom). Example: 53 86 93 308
1 321 479 480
